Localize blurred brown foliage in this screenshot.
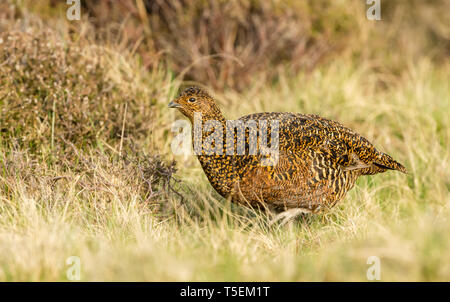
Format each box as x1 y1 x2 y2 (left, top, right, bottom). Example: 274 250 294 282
8 0 449 91
84 0 450 90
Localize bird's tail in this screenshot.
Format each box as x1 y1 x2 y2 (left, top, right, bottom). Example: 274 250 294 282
374 152 407 174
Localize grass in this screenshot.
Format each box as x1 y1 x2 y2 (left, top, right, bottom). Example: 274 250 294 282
0 1 449 281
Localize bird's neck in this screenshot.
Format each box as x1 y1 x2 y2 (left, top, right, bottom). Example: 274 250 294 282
191 114 236 197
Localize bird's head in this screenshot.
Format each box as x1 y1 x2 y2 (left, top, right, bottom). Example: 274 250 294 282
168 87 224 123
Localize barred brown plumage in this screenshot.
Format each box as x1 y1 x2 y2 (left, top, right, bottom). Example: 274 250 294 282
169 87 407 214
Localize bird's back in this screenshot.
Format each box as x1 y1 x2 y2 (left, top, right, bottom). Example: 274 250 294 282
169 86 406 213
229 112 406 212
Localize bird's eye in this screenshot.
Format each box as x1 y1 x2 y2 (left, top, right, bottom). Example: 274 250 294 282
188 97 196 103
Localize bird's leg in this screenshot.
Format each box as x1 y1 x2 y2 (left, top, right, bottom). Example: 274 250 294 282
269 208 312 226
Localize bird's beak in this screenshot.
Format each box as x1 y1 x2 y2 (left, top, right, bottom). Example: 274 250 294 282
168 101 181 108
